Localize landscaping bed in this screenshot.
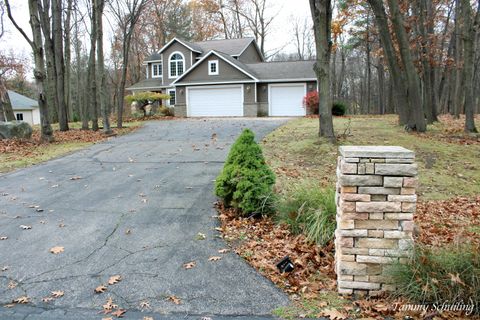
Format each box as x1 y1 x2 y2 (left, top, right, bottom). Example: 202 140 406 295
217 115 480 319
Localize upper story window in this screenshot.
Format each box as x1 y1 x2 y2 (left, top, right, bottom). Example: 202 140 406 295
208 60 219 75
169 52 185 78
151 63 162 78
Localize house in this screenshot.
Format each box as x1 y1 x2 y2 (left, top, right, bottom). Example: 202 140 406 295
8 90 41 125
127 38 317 117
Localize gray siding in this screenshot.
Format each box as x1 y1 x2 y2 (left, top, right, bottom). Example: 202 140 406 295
238 42 263 63
177 57 251 83
162 42 195 85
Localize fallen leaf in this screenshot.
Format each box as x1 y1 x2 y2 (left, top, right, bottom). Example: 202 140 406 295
69 176 82 180
51 291 64 298
208 256 222 262
102 318 113 320
143 317 153 320
139 301 150 309
20 225 31 230
51 184 59 188
7 281 16 289
196 232 206 240
12 296 29 304
42 297 54 302
214 227 223 232
102 297 118 312
0 236 7 240
3 304 14 308
448 273 466 286
58 223 66 228
320 308 348 319
125 229 131 235
183 261 196 269
166 295 181 305
108 275 122 285
95 285 108 294
50 246 64 254
218 248 230 254
36 208 44 212
111 309 126 318
1 266 8 271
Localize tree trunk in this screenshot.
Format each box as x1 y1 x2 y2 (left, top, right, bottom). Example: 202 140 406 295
0 81 16 121
460 0 478 132
367 0 409 125
387 0 426 132
309 0 335 141
365 12 371 114
64 0 73 120
87 0 99 131
95 0 112 134
453 0 463 118
52 0 68 131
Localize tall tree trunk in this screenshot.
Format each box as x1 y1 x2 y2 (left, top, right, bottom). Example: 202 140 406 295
453 0 464 118
461 0 478 132
368 0 410 125
95 0 112 134
52 0 68 131
64 0 73 120
0 81 16 121
376 61 385 114
365 12 371 114
309 0 335 141
387 0 426 132
87 0 98 131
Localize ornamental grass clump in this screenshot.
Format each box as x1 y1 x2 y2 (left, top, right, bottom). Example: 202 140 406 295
215 129 276 216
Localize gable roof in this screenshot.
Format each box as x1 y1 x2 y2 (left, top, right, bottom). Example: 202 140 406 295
8 90 38 110
172 50 259 85
245 61 316 81
144 37 262 62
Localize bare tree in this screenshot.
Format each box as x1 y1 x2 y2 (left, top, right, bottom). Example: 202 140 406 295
5 0 53 141
109 0 147 128
309 0 335 141
292 16 314 60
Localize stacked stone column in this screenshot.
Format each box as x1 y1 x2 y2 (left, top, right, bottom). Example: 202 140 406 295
335 146 417 296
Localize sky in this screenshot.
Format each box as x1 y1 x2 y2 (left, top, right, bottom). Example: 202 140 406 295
2 0 312 70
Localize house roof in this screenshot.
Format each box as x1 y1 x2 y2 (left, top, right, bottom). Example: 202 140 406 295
245 60 317 81
144 37 259 62
126 78 168 90
8 90 38 110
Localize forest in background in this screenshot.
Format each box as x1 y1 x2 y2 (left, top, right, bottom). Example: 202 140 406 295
0 0 479 140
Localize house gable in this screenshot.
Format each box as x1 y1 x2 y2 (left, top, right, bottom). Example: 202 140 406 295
237 41 263 63
172 51 257 86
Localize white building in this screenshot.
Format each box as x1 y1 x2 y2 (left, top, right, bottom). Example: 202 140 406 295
8 90 40 125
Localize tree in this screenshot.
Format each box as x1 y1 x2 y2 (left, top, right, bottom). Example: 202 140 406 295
0 51 20 121
87 0 99 131
109 0 147 129
309 0 335 141
125 91 170 117
5 0 53 142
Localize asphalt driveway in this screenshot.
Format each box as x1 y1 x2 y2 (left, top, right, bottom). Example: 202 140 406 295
0 118 290 319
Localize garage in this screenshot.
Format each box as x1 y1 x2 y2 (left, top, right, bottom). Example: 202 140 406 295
187 85 243 117
269 83 306 116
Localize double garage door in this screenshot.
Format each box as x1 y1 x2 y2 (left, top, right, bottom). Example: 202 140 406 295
186 84 306 117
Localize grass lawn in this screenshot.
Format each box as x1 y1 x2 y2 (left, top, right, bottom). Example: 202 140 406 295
262 115 480 200
0 120 142 173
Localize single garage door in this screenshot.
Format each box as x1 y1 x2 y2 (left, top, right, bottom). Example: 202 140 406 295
188 85 243 117
269 84 306 116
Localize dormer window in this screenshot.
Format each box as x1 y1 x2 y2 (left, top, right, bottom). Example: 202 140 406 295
151 63 162 78
169 52 185 78
208 60 219 75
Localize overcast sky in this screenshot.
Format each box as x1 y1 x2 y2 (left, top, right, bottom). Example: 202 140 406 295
3 0 312 70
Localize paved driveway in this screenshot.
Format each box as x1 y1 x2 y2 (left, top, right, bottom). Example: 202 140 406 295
0 118 290 319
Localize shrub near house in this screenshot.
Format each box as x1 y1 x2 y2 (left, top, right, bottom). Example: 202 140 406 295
215 129 276 216
303 90 346 116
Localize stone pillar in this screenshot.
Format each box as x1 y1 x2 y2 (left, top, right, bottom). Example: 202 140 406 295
335 146 417 296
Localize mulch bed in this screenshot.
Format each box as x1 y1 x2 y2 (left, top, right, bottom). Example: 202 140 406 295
218 196 480 319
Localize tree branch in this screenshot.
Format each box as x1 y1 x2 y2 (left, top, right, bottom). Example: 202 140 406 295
4 0 34 48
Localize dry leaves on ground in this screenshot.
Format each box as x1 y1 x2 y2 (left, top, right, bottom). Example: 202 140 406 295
108 275 122 285
166 295 181 305
12 296 30 304
49 246 64 254
95 285 108 294
183 261 196 269
51 291 64 298
208 256 222 262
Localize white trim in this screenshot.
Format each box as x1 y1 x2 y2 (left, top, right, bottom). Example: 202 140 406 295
126 86 167 90
151 62 162 78
186 84 244 117
144 59 162 63
174 80 256 86
268 82 307 117
168 51 185 79
158 37 202 54
171 50 259 85
190 51 193 66
254 83 257 103
208 60 219 75
260 78 317 83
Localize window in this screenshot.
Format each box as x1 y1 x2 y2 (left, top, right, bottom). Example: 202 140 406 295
169 52 184 78
16 113 24 121
169 89 176 106
208 60 219 75
151 63 162 78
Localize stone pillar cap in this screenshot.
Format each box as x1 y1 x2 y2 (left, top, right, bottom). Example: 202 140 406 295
339 146 415 159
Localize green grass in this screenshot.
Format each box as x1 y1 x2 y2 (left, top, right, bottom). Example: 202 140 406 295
262 115 480 200
273 291 348 319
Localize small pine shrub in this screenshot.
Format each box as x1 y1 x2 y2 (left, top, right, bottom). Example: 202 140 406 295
332 102 347 116
387 244 480 314
215 129 276 216
275 183 336 246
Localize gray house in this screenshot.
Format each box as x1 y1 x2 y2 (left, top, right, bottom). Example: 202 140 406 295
127 38 317 117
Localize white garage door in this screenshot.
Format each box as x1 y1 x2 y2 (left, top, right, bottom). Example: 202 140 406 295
188 85 243 117
269 84 306 116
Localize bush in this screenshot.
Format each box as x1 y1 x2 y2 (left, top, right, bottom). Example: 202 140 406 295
332 102 347 116
159 106 174 117
303 91 319 115
215 129 276 216
275 183 336 246
387 244 480 314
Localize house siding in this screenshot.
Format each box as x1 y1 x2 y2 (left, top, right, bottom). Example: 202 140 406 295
176 57 251 83
238 42 263 63
162 42 194 86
